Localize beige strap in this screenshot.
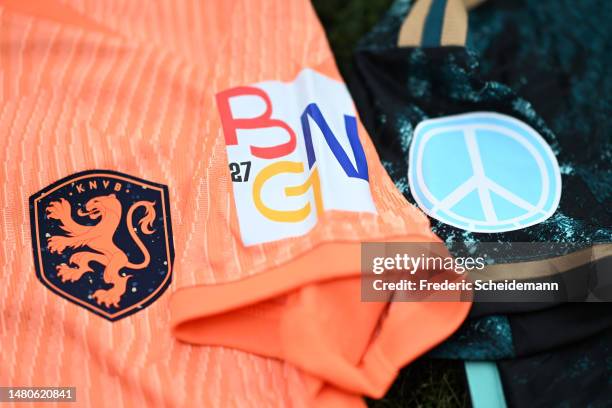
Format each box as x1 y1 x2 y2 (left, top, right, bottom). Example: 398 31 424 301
397 0 433 47
398 0 486 47
470 243 612 282
440 0 469 46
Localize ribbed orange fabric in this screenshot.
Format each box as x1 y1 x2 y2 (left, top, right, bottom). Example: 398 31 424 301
0 0 470 406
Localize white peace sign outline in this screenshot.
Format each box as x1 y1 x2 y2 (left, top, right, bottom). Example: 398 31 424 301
408 112 562 233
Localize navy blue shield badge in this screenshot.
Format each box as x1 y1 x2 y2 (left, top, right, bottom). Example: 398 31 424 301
29 170 174 321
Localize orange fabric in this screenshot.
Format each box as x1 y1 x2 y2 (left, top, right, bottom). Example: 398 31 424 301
0 0 470 407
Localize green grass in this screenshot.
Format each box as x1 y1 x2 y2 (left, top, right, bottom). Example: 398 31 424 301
311 1 470 407
366 360 470 408
312 0 394 77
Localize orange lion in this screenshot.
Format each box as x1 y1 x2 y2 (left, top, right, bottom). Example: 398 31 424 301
46 194 156 308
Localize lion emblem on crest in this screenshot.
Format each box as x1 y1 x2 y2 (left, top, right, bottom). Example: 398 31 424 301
45 194 156 308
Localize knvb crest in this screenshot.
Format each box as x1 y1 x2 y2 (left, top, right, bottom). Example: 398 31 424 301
29 170 174 321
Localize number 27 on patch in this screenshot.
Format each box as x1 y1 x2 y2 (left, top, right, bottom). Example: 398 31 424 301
229 161 252 182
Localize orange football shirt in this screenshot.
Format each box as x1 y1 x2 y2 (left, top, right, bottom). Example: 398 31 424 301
0 0 470 406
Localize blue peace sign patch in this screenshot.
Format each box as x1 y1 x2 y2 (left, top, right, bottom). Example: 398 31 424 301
408 112 562 233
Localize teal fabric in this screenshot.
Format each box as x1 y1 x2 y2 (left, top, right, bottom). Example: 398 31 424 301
422 0 447 47
350 0 612 405
354 0 612 253
429 315 514 360
352 0 612 358
465 361 507 408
